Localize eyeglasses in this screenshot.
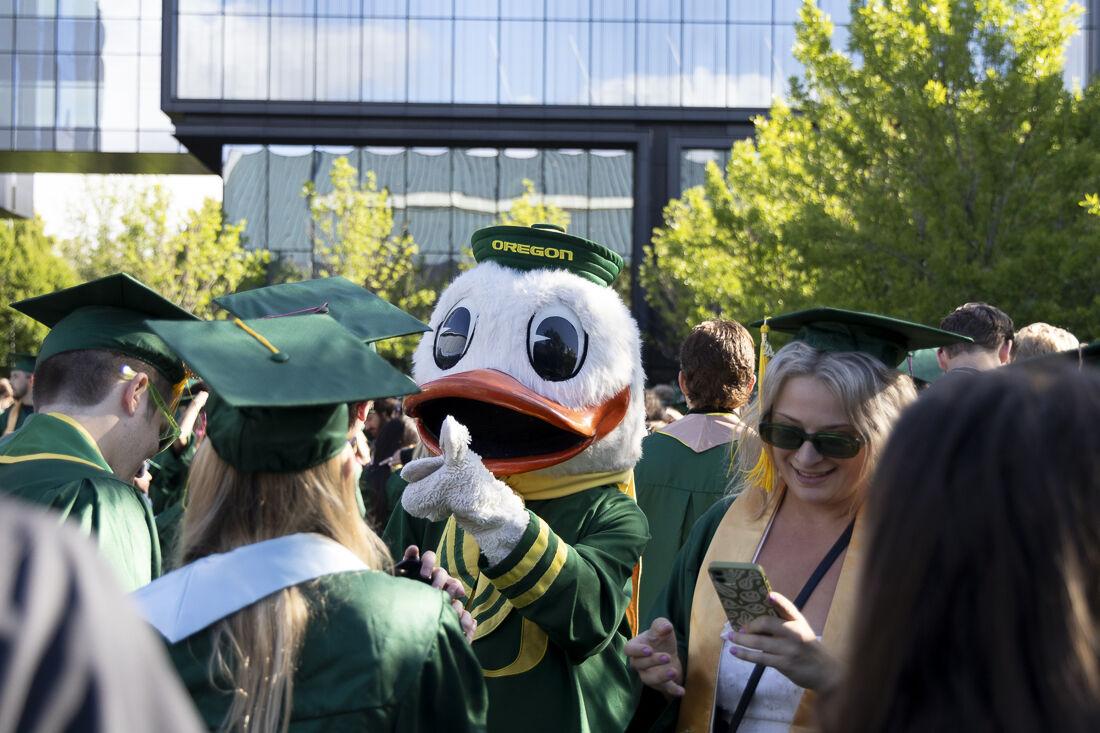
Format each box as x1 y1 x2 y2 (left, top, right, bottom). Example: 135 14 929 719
758 422 863 459
120 366 181 453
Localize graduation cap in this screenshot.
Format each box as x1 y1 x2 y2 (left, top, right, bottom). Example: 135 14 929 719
11 273 197 384
146 314 419 473
213 276 428 344
749 307 973 370
471 223 625 287
8 353 37 374
898 347 945 386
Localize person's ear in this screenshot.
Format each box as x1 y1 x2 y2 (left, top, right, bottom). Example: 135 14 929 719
677 371 689 401
355 400 371 423
936 347 949 371
745 372 757 399
998 340 1013 365
122 371 150 417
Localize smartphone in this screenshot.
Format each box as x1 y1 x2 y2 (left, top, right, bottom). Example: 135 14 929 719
393 557 434 585
707 561 780 629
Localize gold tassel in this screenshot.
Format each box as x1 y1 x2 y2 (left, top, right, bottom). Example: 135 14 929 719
757 318 772 387
751 317 777 492
747 447 777 493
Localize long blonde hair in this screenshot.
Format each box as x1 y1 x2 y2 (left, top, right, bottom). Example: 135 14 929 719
179 440 393 733
734 341 918 514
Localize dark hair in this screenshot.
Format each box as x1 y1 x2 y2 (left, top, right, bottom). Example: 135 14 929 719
679 319 756 410
821 366 1100 733
362 415 419 531
371 397 401 422
939 302 1014 357
34 350 174 416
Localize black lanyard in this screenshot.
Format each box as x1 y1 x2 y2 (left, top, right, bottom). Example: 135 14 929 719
718 518 856 733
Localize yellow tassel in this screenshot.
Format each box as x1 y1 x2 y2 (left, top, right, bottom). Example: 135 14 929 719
758 318 771 388
747 447 777 493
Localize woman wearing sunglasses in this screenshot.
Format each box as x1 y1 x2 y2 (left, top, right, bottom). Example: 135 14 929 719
627 309 970 732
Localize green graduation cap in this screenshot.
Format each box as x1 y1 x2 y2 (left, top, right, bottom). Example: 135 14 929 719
471 223 624 287
11 273 197 384
898 347 945 385
146 314 419 473
213 276 429 344
749 307 973 369
9 353 37 374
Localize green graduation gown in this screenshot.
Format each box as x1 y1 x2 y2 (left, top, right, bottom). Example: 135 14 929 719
0 401 33 436
634 417 740 620
0 412 161 591
635 496 733 731
167 570 489 732
385 485 649 733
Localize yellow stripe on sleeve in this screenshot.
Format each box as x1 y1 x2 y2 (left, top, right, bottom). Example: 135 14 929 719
510 540 569 608
493 518 551 590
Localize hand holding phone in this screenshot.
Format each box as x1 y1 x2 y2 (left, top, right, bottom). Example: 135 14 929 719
708 561 780 629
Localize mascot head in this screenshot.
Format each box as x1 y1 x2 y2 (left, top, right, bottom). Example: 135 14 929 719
405 224 646 477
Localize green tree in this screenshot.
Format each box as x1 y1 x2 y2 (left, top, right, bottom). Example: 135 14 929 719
304 156 435 365
64 184 267 317
643 0 1100 352
498 179 571 229
0 218 76 365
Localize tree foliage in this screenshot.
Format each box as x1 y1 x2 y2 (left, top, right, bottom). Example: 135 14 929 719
63 183 267 317
0 218 75 366
642 0 1100 355
498 179 572 229
304 156 436 365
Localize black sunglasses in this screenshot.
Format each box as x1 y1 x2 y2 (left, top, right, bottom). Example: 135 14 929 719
758 422 863 459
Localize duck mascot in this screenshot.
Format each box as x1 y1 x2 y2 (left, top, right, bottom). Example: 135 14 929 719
385 223 650 733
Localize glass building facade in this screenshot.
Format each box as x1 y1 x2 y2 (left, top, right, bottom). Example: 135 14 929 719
0 0 190 156
223 144 633 270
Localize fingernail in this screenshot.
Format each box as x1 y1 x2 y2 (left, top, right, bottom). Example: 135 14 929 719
642 646 652 656
667 669 677 679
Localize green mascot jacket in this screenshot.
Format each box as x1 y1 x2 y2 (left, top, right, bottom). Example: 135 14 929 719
385 482 649 733
0 412 161 591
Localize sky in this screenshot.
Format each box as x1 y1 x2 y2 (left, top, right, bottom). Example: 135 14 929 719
33 173 224 241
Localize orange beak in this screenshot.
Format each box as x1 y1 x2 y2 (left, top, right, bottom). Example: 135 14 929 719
403 369 631 477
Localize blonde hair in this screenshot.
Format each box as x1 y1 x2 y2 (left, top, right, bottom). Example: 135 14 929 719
1012 322 1079 361
735 341 918 514
179 441 392 733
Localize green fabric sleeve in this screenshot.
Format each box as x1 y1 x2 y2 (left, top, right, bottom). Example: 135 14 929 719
633 495 733 733
481 493 649 663
396 601 489 733
51 477 162 591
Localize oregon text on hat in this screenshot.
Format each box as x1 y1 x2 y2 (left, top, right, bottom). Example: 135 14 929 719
490 238 576 262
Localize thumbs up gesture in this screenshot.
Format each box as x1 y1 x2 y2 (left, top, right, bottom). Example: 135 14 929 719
400 417 528 563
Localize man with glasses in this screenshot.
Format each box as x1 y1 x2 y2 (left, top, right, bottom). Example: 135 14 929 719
0 274 197 591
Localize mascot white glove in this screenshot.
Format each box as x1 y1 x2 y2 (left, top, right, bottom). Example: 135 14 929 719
401 416 528 565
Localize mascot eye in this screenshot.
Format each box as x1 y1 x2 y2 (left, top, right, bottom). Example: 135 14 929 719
527 305 588 382
434 305 476 370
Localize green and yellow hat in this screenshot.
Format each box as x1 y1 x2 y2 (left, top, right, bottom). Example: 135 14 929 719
749 307 972 370
147 314 419 473
11 273 197 384
471 223 624 287
213 276 429 344
8 353 37 374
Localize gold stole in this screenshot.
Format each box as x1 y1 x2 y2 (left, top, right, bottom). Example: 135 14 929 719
2 400 23 437
676 489 865 733
439 468 640 677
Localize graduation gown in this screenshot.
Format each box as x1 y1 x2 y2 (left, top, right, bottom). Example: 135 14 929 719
0 401 33 436
149 440 197 515
167 570 489 732
385 482 649 733
0 412 161 591
635 413 743 621
642 488 864 732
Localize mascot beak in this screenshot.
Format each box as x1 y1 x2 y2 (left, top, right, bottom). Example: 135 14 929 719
404 368 631 476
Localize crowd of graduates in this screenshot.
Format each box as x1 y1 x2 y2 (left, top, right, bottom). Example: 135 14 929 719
0 224 1098 733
